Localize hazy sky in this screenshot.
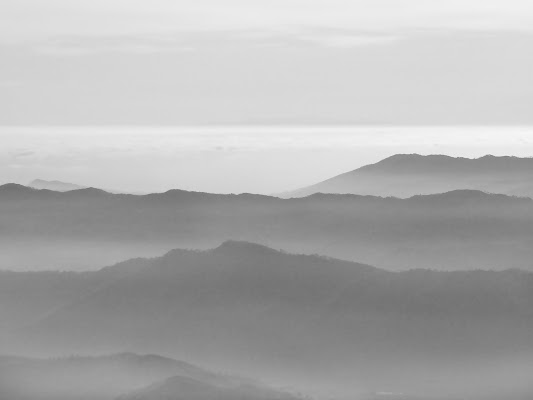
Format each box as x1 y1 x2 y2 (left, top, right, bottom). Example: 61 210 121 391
3 2 533 193
2 126 533 194
2 0 533 124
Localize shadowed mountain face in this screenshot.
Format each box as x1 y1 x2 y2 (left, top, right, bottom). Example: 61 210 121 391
2 183 533 271
283 154 533 198
0 257 151 331
3 242 533 399
0 352 271 400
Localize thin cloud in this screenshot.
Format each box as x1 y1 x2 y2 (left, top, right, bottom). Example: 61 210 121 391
3 0 533 43
34 35 197 55
293 30 401 48
23 29 401 55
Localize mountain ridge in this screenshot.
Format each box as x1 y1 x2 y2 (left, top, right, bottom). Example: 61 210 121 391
116 374 302 400
283 153 533 198
3 182 533 271
29 179 87 192
0 352 262 400
4 241 533 399
1 182 531 203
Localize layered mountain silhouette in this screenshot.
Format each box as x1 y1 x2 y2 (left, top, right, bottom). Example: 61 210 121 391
4 154 533 400
29 179 87 192
0 352 282 400
3 242 533 399
2 183 533 270
117 374 301 400
283 154 533 198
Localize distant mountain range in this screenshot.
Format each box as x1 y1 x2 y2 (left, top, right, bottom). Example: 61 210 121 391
27 179 141 195
0 352 295 400
2 242 533 399
1 182 533 270
5 153 533 400
282 154 533 198
117 374 300 400
29 179 87 192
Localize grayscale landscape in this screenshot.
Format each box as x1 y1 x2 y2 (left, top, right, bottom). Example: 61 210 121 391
4 166 533 271
2 0 533 399
283 154 533 198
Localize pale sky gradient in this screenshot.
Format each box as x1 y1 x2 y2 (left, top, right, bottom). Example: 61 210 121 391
3 0 533 39
2 127 533 194
1 1 533 124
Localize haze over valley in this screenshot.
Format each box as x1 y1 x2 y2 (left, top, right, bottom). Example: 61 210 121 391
4 154 533 271
2 241 533 399
3 0 533 397
2 146 533 399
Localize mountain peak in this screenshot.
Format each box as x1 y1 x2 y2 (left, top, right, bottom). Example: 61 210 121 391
283 153 533 198
363 153 533 173
379 153 427 161
29 179 86 192
64 187 111 197
31 179 71 185
375 153 453 162
364 153 533 172
359 153 464 172
213 240 282 256
0 183 33 192
0 183 41 198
